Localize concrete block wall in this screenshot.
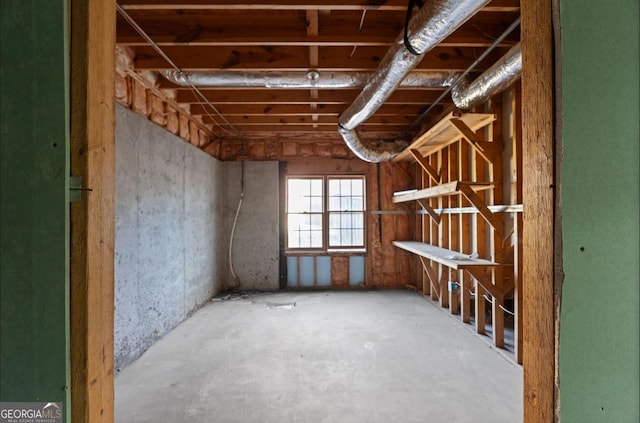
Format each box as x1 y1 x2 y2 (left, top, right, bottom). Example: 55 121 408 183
114 105 226 369
225 161 280 290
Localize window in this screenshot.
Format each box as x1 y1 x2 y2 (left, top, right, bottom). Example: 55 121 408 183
286 176 365 251
328 178 364 247
287 178 324 249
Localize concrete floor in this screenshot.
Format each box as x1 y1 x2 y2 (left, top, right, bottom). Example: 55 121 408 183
115 290 522 422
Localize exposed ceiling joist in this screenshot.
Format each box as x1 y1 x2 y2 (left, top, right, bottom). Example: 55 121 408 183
118 0 520 12
115 0 521 148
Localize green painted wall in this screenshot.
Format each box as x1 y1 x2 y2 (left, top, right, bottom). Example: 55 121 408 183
559 1 640 421
0 1 70 420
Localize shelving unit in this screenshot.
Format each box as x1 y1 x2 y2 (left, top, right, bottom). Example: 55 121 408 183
393 111 498 163
391 109 522 360
392 181 502 233
392 240 501 299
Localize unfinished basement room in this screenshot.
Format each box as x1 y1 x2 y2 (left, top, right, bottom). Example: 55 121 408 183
1 0 638 422
110 1 527 420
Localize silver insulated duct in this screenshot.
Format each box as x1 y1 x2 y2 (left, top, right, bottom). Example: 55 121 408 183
163 70 461 89
337 0 491 163
452 43 522 110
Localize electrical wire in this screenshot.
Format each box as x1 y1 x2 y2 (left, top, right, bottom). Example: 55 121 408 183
499 304 515 316
116 4 241 137
482 294 516 315
228 161 245 288
349 10 368 58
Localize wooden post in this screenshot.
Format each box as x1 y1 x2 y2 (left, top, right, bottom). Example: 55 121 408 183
430 153 440 301
448 143 460 315
439 148 450 309
460 141 472 323
488 100 505 349
521 0 555 421
514 84 524 365
70 0 116 421
473 149 487 334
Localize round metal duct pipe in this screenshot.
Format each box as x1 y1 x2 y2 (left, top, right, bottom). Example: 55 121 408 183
163 70 462 89
336 0 492 162
452 43 522 110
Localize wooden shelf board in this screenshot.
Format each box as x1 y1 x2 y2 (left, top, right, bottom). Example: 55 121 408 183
393 111 496 162
392 180 493 203
392 241 497 270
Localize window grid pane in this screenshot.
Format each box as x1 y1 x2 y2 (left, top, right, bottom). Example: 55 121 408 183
288 212 323 248
288 177 365 250
327 178 364 248
328 178 364 212
288 178 323 213
328 211 364 247
287 177 324 249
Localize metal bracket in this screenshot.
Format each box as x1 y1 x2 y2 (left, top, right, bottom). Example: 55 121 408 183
69 176 92 202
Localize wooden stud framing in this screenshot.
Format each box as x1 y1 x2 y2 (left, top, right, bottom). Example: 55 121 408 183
487 100 505 349
458 185 504 235
521 0 555 420
459 141 473 324
448 143 460 315
416 199 441 224
514 84 524 365
438 149 450 309
393 102 520 350
450 118 502 163
409 149 441 184
70 0 116 421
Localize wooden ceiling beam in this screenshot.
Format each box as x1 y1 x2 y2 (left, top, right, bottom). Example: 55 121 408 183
133 45 509 71
188 103 433 115
206 123 409 132
212 129 402 140
118 0 411 11
118 0 519 12
115 0 520 144
201 114 415 125
117 32 519 48
116 13 519 47
174 89 454 104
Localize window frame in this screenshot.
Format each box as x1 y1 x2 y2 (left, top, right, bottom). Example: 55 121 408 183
284 174 367 254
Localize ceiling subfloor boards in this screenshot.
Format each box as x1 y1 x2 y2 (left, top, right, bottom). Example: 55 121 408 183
115 0 521 156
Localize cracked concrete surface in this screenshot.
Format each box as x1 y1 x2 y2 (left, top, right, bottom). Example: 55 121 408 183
115 290 522 422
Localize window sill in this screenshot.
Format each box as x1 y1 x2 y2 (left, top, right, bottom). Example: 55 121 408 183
326 249 366 254
285 249 366 256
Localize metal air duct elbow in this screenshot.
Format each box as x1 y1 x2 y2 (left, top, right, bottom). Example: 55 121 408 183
337 0 491 162
338 126 410 163
452 43 522 110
